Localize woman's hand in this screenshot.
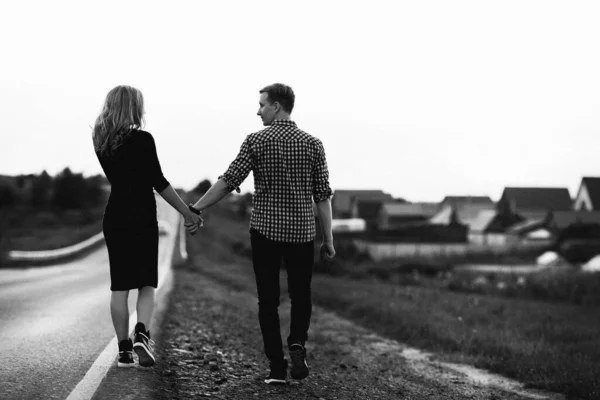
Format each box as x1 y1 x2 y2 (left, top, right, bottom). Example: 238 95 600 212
184 212 203 235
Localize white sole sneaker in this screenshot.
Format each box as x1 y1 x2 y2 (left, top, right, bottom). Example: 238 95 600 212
133 342 155 367
117 361 136 368
264 377 287 385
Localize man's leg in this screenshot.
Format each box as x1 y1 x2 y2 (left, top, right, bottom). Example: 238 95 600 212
283 240 314 347
250 229 285 366
283 240 314 380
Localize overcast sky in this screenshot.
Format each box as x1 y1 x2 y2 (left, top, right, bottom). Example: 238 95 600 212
1 0 599 202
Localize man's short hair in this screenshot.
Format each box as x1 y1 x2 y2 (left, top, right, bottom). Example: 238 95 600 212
259 83 295 114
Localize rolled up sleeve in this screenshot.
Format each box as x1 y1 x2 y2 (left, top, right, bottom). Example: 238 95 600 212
145 133 170 193
218 136 253 193
312 140 333 203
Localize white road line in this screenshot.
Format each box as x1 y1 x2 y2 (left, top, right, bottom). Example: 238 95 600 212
66 217 184 400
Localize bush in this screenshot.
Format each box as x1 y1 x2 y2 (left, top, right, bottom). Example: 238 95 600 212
0 186 16 207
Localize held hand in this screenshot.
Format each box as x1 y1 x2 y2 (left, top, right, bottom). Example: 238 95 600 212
319 240 336 262
184 213 203 235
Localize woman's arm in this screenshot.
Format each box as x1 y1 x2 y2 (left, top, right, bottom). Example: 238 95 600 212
159 185 203 234
143 133 201 233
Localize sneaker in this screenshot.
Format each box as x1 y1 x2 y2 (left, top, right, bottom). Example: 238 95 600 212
117 339 134 368
133 323 155 367
289 343 309 380
264 359 287 385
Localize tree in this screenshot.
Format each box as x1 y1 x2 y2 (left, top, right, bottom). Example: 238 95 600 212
30 170 53 207
52 168 87 209
192 179 212 195
83 174 106 208
0 186 15 208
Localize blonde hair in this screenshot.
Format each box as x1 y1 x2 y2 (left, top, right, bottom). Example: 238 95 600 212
92 85 145 155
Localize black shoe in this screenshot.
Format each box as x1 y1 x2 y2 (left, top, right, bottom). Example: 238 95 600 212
289 343 309 380
117 339 134 368
264 359 287 385
133 323 155 367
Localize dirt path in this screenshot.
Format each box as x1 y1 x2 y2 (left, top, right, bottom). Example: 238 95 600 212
152 266 564 400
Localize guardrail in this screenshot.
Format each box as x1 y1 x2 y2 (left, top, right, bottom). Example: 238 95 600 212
4 210 186 267
6 232 105 265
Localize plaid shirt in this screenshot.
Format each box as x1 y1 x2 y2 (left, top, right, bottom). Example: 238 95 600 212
219 120 333 243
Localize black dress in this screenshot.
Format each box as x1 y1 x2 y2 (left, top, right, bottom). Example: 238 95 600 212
96 130 170 291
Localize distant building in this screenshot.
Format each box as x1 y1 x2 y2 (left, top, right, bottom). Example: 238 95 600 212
377 202 438 231
548 210 600 232
496 187 572 225
573 177 600 211
496 210 600 247
350 199 385 230
431 195 495 229
466 210 499 245
438 195 494 210
506 217 553 245
332 190 393 219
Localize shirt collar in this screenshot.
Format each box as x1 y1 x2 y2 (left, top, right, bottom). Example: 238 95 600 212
271 119 296 127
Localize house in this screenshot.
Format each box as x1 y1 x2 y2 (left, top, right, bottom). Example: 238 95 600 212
377 202 438 231
503 211 600 247
547 211 600 232
573 177 600 211
497 187 572 218
467 208 528 246
466 210 499 245
430 195 495 229
332 190 393 218
506 217 554 245
438 195 494 210
350 199 385 230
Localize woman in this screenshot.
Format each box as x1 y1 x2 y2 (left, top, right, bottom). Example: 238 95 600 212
93 85 201 368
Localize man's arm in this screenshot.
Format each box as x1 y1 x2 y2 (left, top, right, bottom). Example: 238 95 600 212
315 198 335 261
311 139 335 260
315 198 333 243
190 179 232 212
190 137 253 212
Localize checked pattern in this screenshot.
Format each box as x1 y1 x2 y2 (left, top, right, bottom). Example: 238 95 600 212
220 120 333 243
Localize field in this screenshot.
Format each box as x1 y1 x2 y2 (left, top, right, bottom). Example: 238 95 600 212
0 205 103 254
197 205 600 399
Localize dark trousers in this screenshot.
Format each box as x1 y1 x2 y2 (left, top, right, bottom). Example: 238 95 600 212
250 229 314 365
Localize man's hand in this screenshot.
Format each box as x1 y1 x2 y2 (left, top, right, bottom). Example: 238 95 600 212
184 213 203 235
319 240 336 262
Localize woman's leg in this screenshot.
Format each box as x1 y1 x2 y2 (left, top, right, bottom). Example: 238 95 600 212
110 290 130 341
136 286 155 329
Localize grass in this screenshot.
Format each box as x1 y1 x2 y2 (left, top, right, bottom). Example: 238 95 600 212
0 205 103 252
309 275 600 399
185 205 600 399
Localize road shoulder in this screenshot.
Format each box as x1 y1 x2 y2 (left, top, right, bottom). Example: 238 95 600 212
104 262 562 400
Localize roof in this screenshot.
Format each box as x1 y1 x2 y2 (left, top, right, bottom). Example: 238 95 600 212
332 190 393 214
440 195 494 207
430 203 496 228
354 200 384 220
500 187 572 212
519 211 549 222
507 219 548 234
581 177 600 209
468 210 498 232
550 211 600 230
380 202 439 217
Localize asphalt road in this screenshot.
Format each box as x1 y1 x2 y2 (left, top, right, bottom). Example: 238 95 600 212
0 199 178 400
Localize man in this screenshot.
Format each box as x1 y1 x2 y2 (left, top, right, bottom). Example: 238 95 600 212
189 83 335 384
